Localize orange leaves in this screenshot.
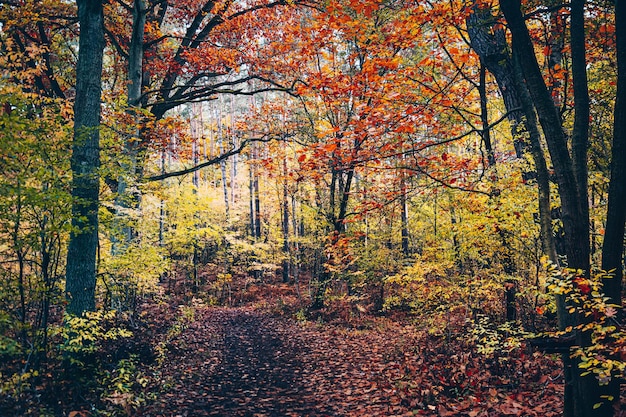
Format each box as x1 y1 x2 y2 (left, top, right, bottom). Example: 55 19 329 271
322 142 338 153
182 45 241 74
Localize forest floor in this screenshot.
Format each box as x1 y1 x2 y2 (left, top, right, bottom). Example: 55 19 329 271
134 283 569 417
4 280 623 416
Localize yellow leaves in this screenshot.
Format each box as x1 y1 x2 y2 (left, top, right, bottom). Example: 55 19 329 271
544 264 626 387
60 310 133 363
60 99 74 120
315 119 335 139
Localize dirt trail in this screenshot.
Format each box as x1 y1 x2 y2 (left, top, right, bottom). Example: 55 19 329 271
139 306 419 417
182 308 313 416
138 306 566 417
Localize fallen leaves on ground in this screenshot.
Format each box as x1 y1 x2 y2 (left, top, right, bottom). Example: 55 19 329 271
138 301 565 416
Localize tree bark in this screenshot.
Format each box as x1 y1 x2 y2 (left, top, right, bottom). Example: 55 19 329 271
128 0 145 110
500 0 589 273
65 0 105 316
599 0 626 412
466 6 524 154
499 1 602 416
282 157 290 283
570 0 590 252
602 0 626 308
466 4 557 262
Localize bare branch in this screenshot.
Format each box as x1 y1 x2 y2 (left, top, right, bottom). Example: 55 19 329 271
143 133 292 182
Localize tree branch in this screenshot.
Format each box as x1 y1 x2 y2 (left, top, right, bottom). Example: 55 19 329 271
143 133 292 181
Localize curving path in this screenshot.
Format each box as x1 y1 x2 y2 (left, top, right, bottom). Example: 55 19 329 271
139 306 412 416
138 306 564 417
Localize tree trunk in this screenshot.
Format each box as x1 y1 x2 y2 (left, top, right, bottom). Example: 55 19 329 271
500 0 589 274
127 0 145 110
216 103 230 222
191 102 202 188
159 149 166 246
602 0 626 309
570 0 590 253
230 97 237 205
400 175 410 257
112 0 146 255
254 157 262 240
499 1 602 416
478 59 496 166
282 157 290 283
249 153 256 237
221 160 230 222
466 4 556 261
599 0 626 412
13 181 28 347
65 0 105 316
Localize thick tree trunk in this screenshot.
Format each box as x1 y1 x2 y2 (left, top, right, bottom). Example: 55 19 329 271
599 0 626 412
499 1 606 416
602 0 626 308
500 0 589 273
466 4 556 262
570 0 590 251
65 0 105 316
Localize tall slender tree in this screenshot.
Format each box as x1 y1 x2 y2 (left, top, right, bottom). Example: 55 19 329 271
499 0 618 415
466 4 556 262
602 0 626 308
499 0 589 275
65 0 105 316
599 0 626 410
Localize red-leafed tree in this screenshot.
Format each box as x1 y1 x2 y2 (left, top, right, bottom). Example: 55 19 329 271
260 0 496 305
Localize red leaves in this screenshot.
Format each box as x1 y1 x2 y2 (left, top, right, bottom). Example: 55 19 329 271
573 277 591 295
122 279 568 417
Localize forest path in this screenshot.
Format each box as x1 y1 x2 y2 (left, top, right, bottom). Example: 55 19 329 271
139 306 422 417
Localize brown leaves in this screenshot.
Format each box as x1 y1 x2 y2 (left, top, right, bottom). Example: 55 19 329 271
135 302 566 417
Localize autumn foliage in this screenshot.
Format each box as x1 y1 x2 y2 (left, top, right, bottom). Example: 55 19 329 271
0 0 624 416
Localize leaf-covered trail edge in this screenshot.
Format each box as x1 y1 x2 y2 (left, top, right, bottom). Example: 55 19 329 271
138 303 565 417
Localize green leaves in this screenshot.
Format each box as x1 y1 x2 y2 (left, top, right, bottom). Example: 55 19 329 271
57 310 132 368
541 264 625 387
